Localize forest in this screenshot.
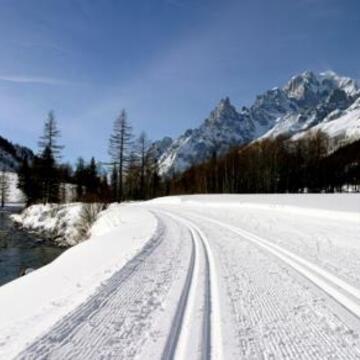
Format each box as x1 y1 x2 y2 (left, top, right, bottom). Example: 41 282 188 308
16 110 360 206
168 133 360 195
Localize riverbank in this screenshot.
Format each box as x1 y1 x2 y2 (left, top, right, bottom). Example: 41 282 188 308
0 207 64 286
11 203 106 247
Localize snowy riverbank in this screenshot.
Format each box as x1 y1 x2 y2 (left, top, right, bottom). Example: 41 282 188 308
0 204 157 359
11 203 104 247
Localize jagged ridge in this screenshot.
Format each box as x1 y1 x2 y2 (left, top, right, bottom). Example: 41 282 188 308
157 71 360 175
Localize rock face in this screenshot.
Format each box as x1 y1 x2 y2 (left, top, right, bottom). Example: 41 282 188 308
157 71 360 175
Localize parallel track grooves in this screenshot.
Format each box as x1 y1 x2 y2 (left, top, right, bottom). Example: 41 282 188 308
187 212 360 320
157 211 220 360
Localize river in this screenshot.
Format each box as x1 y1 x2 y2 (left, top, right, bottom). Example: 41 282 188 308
0 207 65 287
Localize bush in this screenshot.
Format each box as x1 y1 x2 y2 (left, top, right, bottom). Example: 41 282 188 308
76 203 108 240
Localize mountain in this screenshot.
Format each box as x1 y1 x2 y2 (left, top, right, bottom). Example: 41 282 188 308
157 71 360 175
0 135 34 171
150 136 173 161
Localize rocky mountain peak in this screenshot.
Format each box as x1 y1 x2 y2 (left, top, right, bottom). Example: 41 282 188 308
319 71 359 97
157 70 360 175
208 97 238 123
283 71 320 104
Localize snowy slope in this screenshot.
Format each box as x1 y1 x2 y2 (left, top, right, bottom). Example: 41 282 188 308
0 135 33 171
158 71 360 175
292 96 360 146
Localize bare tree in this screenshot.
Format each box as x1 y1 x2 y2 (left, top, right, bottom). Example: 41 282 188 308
0 168 10 207
38 111 64 159
109 109 133 202
136 132 152 198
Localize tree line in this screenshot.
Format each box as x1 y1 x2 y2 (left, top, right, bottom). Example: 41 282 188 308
167 131 360 194
17 109 162 205
15 110 360 206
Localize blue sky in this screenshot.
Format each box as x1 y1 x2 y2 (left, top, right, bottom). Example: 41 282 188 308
0 0 359 164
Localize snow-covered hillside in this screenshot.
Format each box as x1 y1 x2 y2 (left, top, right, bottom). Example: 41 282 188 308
158 71 360 175
0 135 33 172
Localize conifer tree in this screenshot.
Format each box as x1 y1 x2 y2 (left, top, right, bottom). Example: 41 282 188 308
17 157 36 205
110 164 118 201
38 111 64 158
109 109 132 202
38 145 59 203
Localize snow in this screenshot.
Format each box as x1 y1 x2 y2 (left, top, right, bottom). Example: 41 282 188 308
11 203 85 246
4 172 25 204
319 70 359 96
145 194 360 358
0 204 157 359
148 193 360 214
1 194 360 359
294 96 360 145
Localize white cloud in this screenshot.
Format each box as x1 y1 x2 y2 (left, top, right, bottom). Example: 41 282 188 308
0 75 73 85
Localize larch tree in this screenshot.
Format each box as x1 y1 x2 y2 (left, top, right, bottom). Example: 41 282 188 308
38 111 64 159
38 111 64 203
136 132 151 199
110 164 118 201
109 109 133 202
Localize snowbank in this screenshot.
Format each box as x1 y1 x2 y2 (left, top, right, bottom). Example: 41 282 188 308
10 202 110 246
11 203 85 246
0 204 157 359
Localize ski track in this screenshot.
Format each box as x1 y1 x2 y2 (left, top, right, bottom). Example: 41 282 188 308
152 207 360 359
13 203 360 360
15 211 222 360
188 212 360 319
159 211 223 360
15 214 193 360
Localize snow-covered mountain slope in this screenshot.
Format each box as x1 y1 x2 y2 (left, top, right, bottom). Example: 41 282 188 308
292 96 360 146
158 71 360 175
0 135 33 171
150 136 173 160
158 97 254 175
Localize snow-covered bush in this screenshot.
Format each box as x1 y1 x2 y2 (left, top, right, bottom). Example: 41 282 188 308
11 203 107 246
76 203 108 240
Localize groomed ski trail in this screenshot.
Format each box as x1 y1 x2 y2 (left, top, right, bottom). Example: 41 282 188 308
183 212 360 320
158 211 224 360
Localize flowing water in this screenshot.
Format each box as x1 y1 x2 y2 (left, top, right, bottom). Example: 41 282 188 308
0 207 65 287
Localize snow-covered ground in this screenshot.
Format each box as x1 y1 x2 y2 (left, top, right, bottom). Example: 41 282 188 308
0 204 156 359
0 194 360 359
